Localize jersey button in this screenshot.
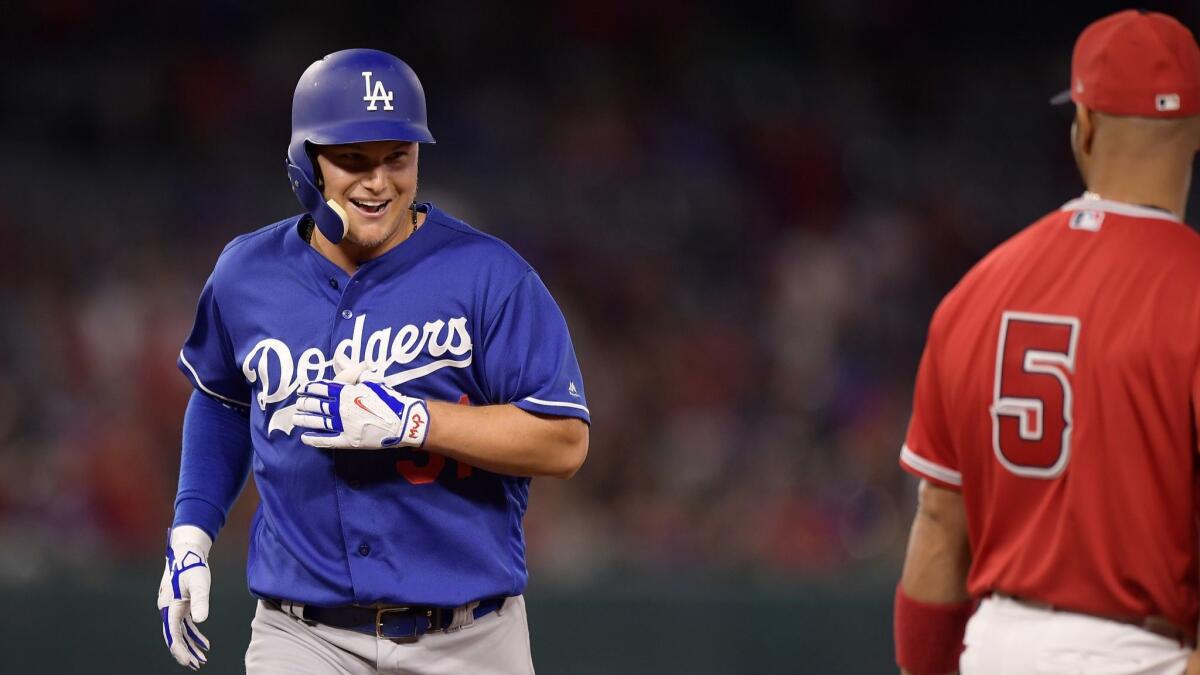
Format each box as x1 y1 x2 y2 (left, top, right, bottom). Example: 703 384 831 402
358 544 371 556
342 309 353 319
329 278 339 289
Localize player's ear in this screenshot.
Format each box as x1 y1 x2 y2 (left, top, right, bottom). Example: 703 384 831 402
1073 103 1096 156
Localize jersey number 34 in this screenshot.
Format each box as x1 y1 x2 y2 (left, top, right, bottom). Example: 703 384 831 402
989 311 1080 479
396 393 474 484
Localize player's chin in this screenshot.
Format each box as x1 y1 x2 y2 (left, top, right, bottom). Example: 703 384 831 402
346 219 403 248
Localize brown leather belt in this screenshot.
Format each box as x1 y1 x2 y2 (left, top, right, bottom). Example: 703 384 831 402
994 593 1195 648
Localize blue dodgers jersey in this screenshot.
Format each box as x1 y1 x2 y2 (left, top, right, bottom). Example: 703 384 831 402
177 204 590 608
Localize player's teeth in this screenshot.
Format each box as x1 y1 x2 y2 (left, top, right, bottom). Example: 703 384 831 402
351 199 388 213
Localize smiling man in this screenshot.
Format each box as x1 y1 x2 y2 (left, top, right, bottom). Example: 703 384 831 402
312 141 418 255
156 49 590 674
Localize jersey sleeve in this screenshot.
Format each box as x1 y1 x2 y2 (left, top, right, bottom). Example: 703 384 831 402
900 325 962 490
1193 357 1200 456
480 270 590 423
177 274 251 408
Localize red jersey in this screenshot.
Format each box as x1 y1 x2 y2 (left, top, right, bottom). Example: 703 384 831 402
900 196 1200 631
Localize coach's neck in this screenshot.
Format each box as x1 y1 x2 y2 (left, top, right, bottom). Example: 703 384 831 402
1072 104 1200 219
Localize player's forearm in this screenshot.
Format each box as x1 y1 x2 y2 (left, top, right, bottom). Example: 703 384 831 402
173 390 254 539
900 480 971 603
896 481 972 675
422 402 589 479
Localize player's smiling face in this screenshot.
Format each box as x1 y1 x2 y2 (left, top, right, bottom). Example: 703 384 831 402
315 140 419 250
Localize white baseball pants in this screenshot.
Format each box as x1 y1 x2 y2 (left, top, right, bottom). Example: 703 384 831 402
961 596 1190 675
245 595 535 674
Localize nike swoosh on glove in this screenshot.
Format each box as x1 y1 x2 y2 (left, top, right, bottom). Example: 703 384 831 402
294 375 430 449
157 525 212 670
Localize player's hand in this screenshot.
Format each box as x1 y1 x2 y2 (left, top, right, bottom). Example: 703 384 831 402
157 525 213 670
328 354 382 385
294 373 430 449
1185 648 1200 675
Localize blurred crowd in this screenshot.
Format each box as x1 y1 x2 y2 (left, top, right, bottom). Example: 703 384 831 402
2 1 1194 585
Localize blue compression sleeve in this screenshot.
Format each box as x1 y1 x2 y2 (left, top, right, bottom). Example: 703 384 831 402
172 390 253 540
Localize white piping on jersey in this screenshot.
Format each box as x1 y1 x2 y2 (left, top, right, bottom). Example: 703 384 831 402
522 396 590 415
1060 195 1181 223
900 444 962 486
179 350 252 408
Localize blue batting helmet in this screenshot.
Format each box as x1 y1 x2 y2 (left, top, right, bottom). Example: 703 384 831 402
286 49 435 244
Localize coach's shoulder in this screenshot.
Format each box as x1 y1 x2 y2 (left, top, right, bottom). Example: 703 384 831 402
1159 216 1200 253
1154 219 1200 284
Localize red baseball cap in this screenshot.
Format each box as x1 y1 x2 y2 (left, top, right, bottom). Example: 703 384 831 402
1051 9 1200 117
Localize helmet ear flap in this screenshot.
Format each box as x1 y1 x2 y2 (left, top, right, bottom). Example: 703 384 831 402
286 159 348 244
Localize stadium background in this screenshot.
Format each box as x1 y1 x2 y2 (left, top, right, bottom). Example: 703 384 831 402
1 1 1198 672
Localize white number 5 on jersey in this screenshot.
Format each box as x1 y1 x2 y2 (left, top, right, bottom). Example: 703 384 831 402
990 311 1080 479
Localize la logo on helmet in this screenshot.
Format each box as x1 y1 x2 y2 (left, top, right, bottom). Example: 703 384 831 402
361 71 394 111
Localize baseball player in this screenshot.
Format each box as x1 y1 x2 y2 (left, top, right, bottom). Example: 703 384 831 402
155 49 590 674
894 10 1200 675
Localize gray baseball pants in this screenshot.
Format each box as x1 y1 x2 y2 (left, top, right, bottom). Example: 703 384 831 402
245 595 535 674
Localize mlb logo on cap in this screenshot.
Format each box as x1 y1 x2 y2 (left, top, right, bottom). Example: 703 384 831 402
1156 93 1181 112
1051 9 1200 118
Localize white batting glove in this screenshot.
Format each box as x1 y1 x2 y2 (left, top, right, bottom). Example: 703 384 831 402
157 525 213 670
294 371 430 449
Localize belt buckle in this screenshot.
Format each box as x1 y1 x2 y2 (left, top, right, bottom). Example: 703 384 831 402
375 606 413 639
374 606 443 639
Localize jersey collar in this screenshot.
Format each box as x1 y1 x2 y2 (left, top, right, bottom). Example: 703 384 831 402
287 202 441 282
1059 193 1182 223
